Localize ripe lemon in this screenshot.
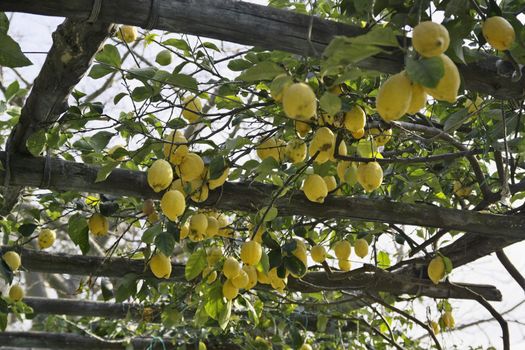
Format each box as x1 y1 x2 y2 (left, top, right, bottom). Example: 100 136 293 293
180 221 190 240
344 105 366 132
482 16 515 51
311 245 327 263
2 251 21 271
223 257 241 279
309 127 335 164
329 84 344 96
222 279 239 300
243 265 258 290
89 213 109 236
424 54 460 103
147 159 173 192
231 269 249 289
300 344 312 350
354 239 369 258
368 128 392 146
38 229 56 249
160 190 186 221
217 214 233 237
407 83 427 114
323 176 337 192
333 240 351 260
330 140 347 162
240 240 262 266
155 49 172 66
337 161 358 186
318 112 335 126
176 152 204 181
189 179 209 203
270 74 293 102
338 259 351 271
207 246 223 266
291 242 308 277
202 267 217 284
256 137 285 162
412 21 450 57
282 83 317 121
465 96 483 113
302 174 328 203
163 130 188 166
376 71 412 122
351 128 365 139
357 162 383 192
441 311 455 329
208 167 229 190
269 268 287 291
170 178 186 196
427 256 445 284
430 321 440 335
9 284 24 301
453 180 472 198
189 213 208 240
116 25 138 43
206 216 219 237
285 139 307 164
295 121 312 138
181 95 202 122
148 211 160 224
149 253 172 279
257 269 271 284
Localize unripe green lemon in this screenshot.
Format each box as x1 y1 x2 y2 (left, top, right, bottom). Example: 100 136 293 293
9 284 24 301
155 49 173 66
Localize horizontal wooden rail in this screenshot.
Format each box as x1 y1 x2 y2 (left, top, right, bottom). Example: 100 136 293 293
1 0 524 99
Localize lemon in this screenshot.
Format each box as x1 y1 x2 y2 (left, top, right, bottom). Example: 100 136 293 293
243 265 258 290
291 241 308 277
148 212 160 224
368 128 392 146
189 179 209 203
38 229 56 249
176 152 204 181
116 25 138 43
160 190 186 221
295 121 312 138
332 139 348 160
453 180 472 198
206 216 219 237
354 239 369 258
329 84 344 96
300 344 313 350
302 174 328 203
344 105 366 132
240 240 262 266
357 162 383 192
231 268 249 289
217 214 233 237
270 74 293 102
269 268 287 291
465 96 483 114
9 284 24 301
163 130 188 166
407 83 427 114
2 251 21 271
257 270 271 284
181 95 202 122
427 256 445 284
412 21 450 57
223 257 241 279
336 161 357 186
256 137 285 162
170 178 186 196
189 213 208 240
89 213 109 236
430 320 440 335
441 311 455 329
252 224 265 243
282 83 317 121
208 167 229 190
323 175 337 192
203 267 217 284
376 71 412 122
147 159 173 192
351 128 365 139
180 221 190 240
338 259 351 271
207 246 223 266
222 279 239 300
308 127 335 164
150 253 172 279
311 245 327 263
424 54 460 103
285 139 307 164
333 240 351 260
155 49 172 66
482 16 515 51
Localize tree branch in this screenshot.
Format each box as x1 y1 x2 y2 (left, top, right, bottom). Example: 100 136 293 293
496 249 525 293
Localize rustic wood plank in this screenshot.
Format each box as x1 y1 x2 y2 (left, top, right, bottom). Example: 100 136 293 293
1 0 523 99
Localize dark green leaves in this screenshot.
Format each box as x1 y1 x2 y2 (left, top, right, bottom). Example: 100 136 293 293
26 129 47 156
18 223 37 237
68 213 90 255
406 56 444 88
0 32 32 67
237 61 284 82
155 232 176 257
320 92 341 116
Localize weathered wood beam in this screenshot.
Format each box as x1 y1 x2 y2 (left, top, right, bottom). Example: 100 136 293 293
1 0 524 99
0 247 502 301
1 152 524 239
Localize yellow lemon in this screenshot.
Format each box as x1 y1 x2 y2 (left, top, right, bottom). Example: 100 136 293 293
354 239 369 258
9 284 24 301
206 216 219 237
300 344 313 350
482 16 515 51
453 180 472 198
223 257 241 279
2 251 21 271
465 96 483 114
338 259 351 271
222 279 239 300
149 253 172 279
368 128 392 147
116 25 138 43
285 139 307 164
88 213 109 236
207 246 223 266
256 137 285 162
147 211 160 224
412 21 450 57
147 159 173 192
323 175 338 193
302 174 328 203
243 265 258 290
257 269 271 284
160 190 186 221
163 130 188 166
376 71 412 122
189 213 208 240
308 127 335 164
180 221 190 240
189 179 209 203
181 95 202 122
333 240 351 260
311 245 327 263
231 269 249 289
176 152 204 182
424 54 460 103
357 162 383 192
407 83 427 114
240 240 262 266
344 105 366 132
270 74 293 102
282 83 317 121
441 311 455 329
351 128 365 139
208 167 229 190
295 120 312 138
38 229 56 249
428 256 445 284
430 320 440 335
202 266 217 284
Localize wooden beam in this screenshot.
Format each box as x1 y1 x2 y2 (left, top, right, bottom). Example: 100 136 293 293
1 152 524 239
1 0 523 99
0 247 502 301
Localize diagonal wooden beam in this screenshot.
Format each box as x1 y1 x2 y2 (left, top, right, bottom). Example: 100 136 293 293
1 0 524 99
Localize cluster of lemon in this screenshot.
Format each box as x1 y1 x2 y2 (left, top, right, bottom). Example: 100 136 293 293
1 251 25 302
311 238 369 271
429 310 455 335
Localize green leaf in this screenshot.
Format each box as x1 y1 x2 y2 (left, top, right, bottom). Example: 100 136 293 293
162 38 191 52
5 80 19 101
443 109 469 133
127 67 158 82
0 32 32 67
320 92 341 116
131 86 154 102
155 232 176 257
68 213 90 255
95 44 121 68
90 131 113 152
205 280 225 320
209 156 226 180
95 160 119 183
218 300 232 330
283 255 306 277
257 206 278 223
268 249 283 269
170 73 198 91
115 273 138 302
442 256 453 274
0 312 6 332
26 129 47 156
201 41 220 52
240 295 259 325
262 232 280 251
0 13 9 34
406 56 444 89
88 64 115 79
185 248 207 281
18 223 37 237
259 250 270 274
227 59 253 71
237 61 285 82
142 223 162 244
377 250 391 269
